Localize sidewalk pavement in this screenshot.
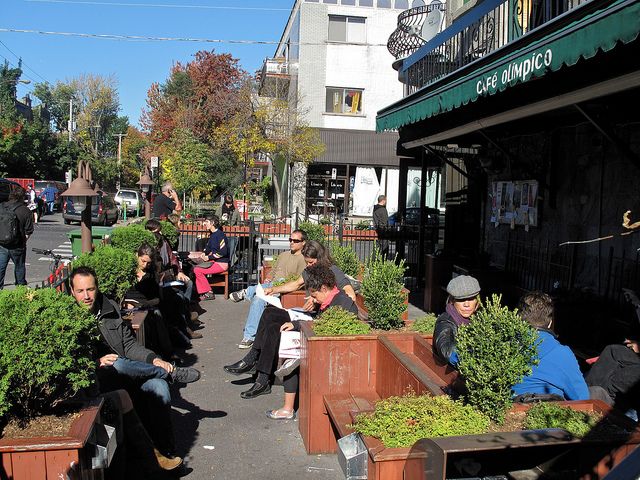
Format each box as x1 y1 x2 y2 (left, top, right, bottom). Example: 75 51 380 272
172 292 429 479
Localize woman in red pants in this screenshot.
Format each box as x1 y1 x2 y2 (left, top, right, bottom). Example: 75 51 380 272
193 215 229 301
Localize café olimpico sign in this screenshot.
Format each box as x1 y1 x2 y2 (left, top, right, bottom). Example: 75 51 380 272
475 48 553 96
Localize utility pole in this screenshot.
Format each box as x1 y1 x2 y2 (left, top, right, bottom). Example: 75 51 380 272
113 132 127 190
68 98 74 141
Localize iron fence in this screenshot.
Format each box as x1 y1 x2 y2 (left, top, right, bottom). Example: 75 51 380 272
604 247 640 309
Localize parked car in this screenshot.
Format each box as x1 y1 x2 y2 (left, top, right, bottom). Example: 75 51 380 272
114 189 144 216
63 191 119 226
0 178 23 203
34 180 67 212
388 207 440 226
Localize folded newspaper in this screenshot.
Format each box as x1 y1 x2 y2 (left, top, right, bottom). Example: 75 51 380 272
255 284 314 322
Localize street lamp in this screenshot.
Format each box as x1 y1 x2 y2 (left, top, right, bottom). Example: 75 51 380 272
62 161 97 254
137 167 154 219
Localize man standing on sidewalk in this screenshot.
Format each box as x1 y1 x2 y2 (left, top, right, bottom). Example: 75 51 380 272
372 194 389 258
0 187 34 289
152 182 182 219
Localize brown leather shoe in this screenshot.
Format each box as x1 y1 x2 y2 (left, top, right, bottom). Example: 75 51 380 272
186 327 203 339
154 449 183 471
190 311 200 322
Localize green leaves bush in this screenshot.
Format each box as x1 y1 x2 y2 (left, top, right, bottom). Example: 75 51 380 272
361 250 407 330
299 220 326 244
410 314 437 334
272 273 300 287
110 224 157 252
143 219 179 249
457 295 539 423
352 394 490 448
328 241 361 278
312 306 371 336
0 287 97 420
524 403 598 438
73 245 137 302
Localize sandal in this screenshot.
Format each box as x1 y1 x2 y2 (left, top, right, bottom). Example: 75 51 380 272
265 408 295 420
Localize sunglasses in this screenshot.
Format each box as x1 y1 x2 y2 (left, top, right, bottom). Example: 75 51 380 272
289 238 303 243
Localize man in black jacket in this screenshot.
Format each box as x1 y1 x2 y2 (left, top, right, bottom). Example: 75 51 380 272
70 266 200 458
372 194 389 258
0 187 34 289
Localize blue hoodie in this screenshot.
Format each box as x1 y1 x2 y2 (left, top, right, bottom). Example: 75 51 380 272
512 330 589 400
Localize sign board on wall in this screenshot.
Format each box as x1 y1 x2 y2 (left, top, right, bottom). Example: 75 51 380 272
490 180 538 228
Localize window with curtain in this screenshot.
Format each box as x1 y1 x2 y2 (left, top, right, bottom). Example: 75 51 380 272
325 88 364 114
328 15 366 43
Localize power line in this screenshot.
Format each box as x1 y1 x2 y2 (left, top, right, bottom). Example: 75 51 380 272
25 0 291 11
0 27 390 47
0 40 49 83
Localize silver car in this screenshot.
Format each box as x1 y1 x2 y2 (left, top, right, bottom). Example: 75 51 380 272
114 189 144 216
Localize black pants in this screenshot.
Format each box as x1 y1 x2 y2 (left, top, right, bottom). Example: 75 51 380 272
253 306 290 375
586 344 640 410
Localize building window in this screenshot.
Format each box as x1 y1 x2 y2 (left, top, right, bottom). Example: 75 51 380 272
394 0 409 8
326 88 363 115
328 15 366 43
359 0 374 5
342 0 356 4
377 0 392 6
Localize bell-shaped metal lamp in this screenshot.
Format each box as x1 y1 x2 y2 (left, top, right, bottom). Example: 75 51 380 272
62 161 96 213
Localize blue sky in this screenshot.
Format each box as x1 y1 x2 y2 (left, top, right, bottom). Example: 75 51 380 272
1 0 293 126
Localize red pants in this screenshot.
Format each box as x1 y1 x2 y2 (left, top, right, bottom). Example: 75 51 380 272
194 261 228 294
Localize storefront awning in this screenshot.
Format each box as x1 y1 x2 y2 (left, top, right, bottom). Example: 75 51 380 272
376 0 640 133
316 128 401 167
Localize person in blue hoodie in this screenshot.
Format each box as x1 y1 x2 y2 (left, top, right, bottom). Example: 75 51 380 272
192 214 229 301
512 291 589 400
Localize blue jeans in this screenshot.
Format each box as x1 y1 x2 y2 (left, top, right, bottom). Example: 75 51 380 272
242 282 275 341
47 201 55 214
0 245 26 289
111 357 171 405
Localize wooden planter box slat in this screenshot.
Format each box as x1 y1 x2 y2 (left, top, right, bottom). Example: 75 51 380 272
280 290 307 309
0 399 102 480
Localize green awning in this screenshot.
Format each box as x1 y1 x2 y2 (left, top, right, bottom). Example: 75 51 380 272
376 0 640 132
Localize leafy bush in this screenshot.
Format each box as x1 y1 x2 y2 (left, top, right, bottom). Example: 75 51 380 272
524 403 598 438
110 224 157 252
0 287 97 420
299 220 326 244
319 216 332 225
272 273 300 287
352 394 490 448
328 241 361 278
73 245 138 302
457 295 539 423
361 250 407 330
410 313 437 334
159 220 179 249
312 306 371 336
354 220 371 230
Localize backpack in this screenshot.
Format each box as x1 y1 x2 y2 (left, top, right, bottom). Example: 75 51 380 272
0 202 20 245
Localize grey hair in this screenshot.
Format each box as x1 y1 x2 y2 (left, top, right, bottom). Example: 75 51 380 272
161 182 173 193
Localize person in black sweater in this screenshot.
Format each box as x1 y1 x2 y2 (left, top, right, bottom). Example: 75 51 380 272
223 263 358 404
192 214 229 301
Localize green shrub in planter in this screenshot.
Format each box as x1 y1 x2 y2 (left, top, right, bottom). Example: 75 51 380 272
142 218 179 249
110 224 157 252
73 245 137 302
0 287 97 420
327 240 361 278
352 394 490 448
272 273 300 287
524 402 598 438
299 220 326 244
410 313 437 334
354 220 371 230
361 250 407 330
457 295 539 423
312 306 371 336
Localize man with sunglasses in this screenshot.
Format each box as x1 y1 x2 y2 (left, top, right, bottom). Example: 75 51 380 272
230 229 307 349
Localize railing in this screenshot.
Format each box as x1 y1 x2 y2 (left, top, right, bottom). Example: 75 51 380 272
387 2 447 60
402 0 591 95
604 247 640 309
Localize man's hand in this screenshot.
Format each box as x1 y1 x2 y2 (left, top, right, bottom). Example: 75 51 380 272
177 272 190 283
264 286 276 295
153 358 174 373
99 354 118 368
280 322 294 332
624 339 640 354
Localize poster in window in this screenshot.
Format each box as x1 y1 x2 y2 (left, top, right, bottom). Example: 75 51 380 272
490 180 538 227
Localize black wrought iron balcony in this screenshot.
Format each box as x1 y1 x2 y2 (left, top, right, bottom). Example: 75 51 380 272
398 0 591 96
387 2 447 61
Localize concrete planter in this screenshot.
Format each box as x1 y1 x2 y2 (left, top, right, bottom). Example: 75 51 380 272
0 398 106 480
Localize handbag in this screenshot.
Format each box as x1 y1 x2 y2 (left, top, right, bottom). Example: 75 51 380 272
278 331 302 359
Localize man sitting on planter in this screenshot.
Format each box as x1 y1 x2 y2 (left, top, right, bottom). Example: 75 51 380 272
70 266 201 461
230 228 308 349
512 291 589 401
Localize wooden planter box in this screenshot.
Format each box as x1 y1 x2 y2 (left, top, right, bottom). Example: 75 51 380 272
281 290 307 309
260 260 273 284
343 229 377 239
258 223 291 236
355 288 410 322
224 225 250 237
0 399 104 480
299 326 435 454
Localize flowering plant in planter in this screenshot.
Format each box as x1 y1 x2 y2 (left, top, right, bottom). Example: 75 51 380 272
0 287 97 422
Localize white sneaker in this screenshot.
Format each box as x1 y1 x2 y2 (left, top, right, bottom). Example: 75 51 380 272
274 358 300 378
230 289 246 302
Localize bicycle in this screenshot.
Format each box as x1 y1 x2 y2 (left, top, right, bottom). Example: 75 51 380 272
32 248 73 275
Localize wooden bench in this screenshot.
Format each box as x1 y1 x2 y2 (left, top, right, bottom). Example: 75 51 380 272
122 310 148 346
207 270 230 299
324 392 381 440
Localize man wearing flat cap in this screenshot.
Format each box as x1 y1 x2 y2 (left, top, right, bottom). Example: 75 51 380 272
433 275 481 365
